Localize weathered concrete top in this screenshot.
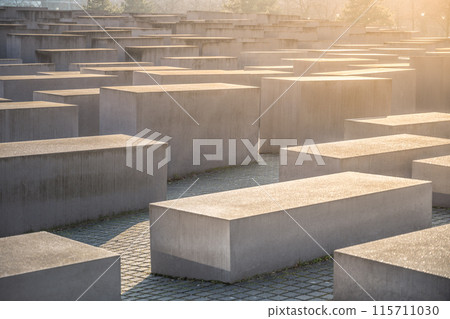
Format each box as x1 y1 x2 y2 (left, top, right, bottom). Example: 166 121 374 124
162 56 236 60
327 53 398 59
414 155 450 168
0 74 116 81
36 48 117 52
71 61 153 68
81 66 186 72
0 101 76 110
282 57 377 63
289 134 450 159
372 47 427 52
350 63 410 68
0 134 165 159
140 34 198 38
335 224 450 279
135 70 291 76
0 98 11 102
436 48 450 51
151 172 430 220
103 82 258 93
126 45 198 49
313 68 414 76
172 36 234 40
264 75 390 83
34 88 100 97
347 112 450 126
7 33 83 38
0 232 119 278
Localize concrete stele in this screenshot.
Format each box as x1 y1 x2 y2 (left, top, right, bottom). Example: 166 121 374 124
150 171 431 283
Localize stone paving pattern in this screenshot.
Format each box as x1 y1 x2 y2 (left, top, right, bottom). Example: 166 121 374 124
53 154 450 301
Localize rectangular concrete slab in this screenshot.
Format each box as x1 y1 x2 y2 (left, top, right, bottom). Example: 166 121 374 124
160 56 238 70
0 101 78 142
80 65 188 85
0 231 120 300
100 83 259 177
0 73 118 101
0 63 55 75
36 48 118 71
412 155 450 207
0 135 167 237
345 112 450 140
313 68 416 115
280 134 450 181
334 224 450 300
260 76 391 153
133 69 292 86
126 45 199 65
69 61 153 71
150 172 431 283
33 88 100 136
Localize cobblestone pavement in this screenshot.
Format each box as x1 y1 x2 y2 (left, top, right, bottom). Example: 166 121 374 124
53 155 450 301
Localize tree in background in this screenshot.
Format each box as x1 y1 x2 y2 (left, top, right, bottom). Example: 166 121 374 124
122 0 153 13
340 0 393 26
224 0 279 14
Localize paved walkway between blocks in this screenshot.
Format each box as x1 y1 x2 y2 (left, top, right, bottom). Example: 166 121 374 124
53 154 450 301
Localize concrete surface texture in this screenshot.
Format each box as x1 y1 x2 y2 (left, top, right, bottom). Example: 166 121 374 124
80 65 188 85
0 101 78 142
160 56 238 70
0 135 168 237
33 88 100 136
0 231 121 301
412 155 450 207
0 73 118 101
410 56 450 113
132 69 292 86
334 224 450 301
150 171 431 283
313 68 416 115
35 48 118 71
259 76 391 153
280 134 450 181
99 83 259 177
344 112 450 140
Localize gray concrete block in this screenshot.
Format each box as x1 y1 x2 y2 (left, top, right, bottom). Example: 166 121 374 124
36 48 118 71
100 83 259 177
34 88 100 136
260 76 391 153
0 63 55 76
0 231 121 300
150 172 431 283
412 155 450 207
280 134 450 181
334 224 450 300
0 101 78 142
0 134 167 237
345 112 450 140
0 73 118 101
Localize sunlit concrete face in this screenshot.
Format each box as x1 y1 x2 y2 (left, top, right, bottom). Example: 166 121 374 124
334 225 450 301
280 134 450 182
259 76 391 153
313 68 416 115
412 155 450 207
150 172 431 283
0 232 121 301
344 112 450 140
